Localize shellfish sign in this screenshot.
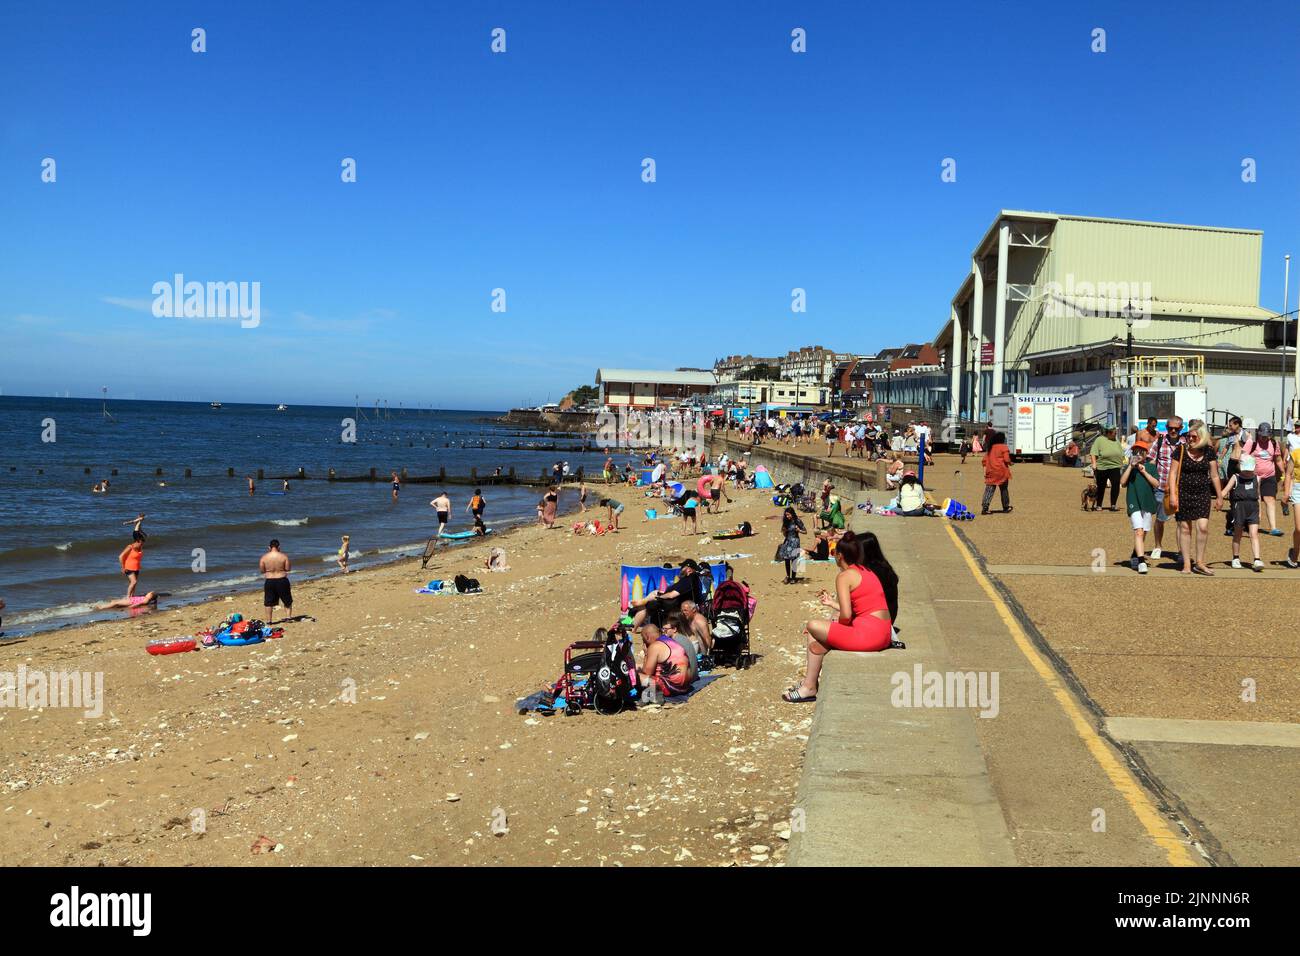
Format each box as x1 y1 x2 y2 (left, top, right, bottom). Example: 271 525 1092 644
49 886 152 936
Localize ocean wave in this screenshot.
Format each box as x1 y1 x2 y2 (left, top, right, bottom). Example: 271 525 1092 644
271 517 310 526
7 602 97 625
54 542 73 551
171 574 263 595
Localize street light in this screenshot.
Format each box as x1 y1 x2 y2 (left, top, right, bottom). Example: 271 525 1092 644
1123 299 1136 390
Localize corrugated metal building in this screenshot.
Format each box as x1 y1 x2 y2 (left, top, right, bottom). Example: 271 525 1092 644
934 210 1278 420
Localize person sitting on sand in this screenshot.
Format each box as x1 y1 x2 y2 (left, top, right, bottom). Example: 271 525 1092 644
660 615 700 682
97 591 158 611
784 531 893 703
679 599 713 654
805 530 832 561
485 547 510 572
818 495 846 530
636 622 692 700
628 560 705 630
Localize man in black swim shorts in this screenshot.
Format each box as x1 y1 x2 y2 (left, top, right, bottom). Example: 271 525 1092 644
258 539 293 623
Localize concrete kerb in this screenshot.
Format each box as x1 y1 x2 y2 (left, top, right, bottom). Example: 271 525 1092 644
782 516 1017 866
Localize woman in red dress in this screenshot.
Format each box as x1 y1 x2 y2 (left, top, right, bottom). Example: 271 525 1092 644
783 531 892 703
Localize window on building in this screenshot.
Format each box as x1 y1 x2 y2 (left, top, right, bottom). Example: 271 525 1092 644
1138 391 1176 420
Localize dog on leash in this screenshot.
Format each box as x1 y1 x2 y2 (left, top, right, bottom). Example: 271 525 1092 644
1081 483 1100 511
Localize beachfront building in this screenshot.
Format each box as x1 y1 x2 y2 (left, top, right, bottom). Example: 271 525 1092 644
709 378 828 413
713 354 780 383
595 368 716 408
933 210 1280 423
778 345 857 386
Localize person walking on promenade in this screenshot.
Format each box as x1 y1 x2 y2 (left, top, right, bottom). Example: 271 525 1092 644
1220 455 1263 571
1168 424 1223 575
1089 424 1126 511
1121 441 1159 574
1241 422 1285 536
1284 420 1300 517
1146 416 1185 563
1284 436 1300 566
1216 417 1243 536
981 431 1012 515
824 421 836 457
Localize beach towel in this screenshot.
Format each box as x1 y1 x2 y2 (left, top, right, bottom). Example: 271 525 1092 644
515 673 726 714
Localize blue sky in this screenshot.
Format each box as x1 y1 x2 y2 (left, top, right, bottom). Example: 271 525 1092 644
2 0 1298 408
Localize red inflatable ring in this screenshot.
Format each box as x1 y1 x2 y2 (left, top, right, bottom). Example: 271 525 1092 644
146 637 197 656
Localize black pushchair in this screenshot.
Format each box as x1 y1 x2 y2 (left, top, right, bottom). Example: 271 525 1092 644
709 578 753 669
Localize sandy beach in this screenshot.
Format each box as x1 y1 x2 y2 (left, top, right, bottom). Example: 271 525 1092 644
0 483 816 866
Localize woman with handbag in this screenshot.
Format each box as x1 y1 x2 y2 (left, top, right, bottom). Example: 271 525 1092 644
1167 425 1224 575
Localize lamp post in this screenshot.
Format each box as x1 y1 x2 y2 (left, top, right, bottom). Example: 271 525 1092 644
1282 254 1291 425
1123 300 1136 390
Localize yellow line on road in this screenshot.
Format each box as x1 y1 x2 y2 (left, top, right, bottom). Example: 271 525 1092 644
943 523 1197 867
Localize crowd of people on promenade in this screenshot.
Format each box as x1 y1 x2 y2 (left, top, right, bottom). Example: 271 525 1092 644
1067 414 1300 575
727 413 936 463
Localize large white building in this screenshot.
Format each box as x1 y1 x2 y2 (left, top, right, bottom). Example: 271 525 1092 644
933 210 1284 422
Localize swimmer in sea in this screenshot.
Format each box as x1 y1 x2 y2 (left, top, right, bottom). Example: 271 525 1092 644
282 478 291 492
247 475 255 496
391 471 401 502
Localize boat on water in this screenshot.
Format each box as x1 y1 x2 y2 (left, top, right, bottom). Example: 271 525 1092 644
210 401 223 408
276 404 288 411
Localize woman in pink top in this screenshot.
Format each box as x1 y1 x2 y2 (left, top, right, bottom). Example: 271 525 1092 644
783 532 892 702
1242 423 1285 534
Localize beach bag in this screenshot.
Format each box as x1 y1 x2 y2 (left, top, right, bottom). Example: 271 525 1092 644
453 574 482 594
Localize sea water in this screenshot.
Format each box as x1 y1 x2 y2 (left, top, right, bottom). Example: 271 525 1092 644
0 397 612 635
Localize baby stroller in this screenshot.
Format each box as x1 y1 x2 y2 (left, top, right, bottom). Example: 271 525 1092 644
709 578 753 669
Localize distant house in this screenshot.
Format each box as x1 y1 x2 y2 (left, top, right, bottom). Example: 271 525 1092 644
595 368 717 408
